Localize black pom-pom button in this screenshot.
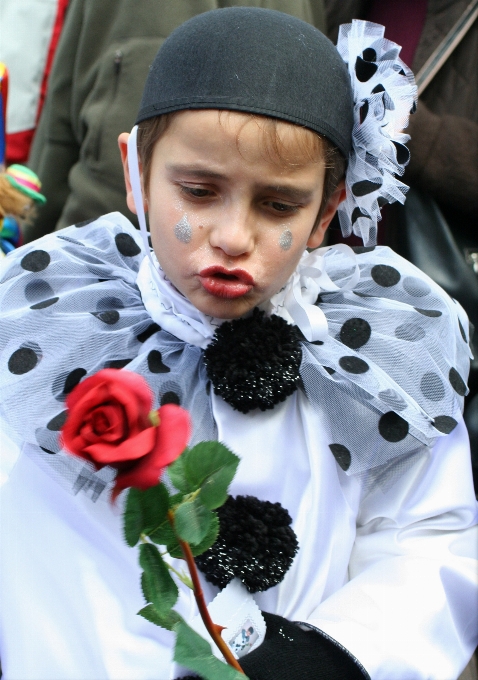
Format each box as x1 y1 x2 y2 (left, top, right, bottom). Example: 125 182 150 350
195 495 298 593
204 309 302 414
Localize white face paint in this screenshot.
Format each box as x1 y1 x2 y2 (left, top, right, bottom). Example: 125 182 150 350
279 229 293 251
174 214 192 243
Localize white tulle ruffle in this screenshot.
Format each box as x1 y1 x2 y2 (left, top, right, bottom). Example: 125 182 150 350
336 20 418 245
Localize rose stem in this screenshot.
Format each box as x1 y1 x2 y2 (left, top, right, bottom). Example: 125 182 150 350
167 510 245 674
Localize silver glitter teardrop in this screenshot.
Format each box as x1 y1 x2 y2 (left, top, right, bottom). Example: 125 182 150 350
174 215 192 243
279 229 293 251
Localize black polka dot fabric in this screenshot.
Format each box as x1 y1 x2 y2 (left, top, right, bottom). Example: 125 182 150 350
352 179 382 196
8 346 40 374
0 217 471 490
115 232 142 257
339 356 369 374
420 372 445 402
147 350 170 374
355 56 378 82
433 416 458 434
329 444 351 471
160 391 181 406
302 244 471 478
449 368 467 397
371 264 400 287
339 318 371 349
31 297 59 310
0 214 217 472
52 368 87 400
21 250 50 272
378 412 409 442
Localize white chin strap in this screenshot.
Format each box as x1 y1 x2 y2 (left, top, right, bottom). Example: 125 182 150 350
127 125 155 265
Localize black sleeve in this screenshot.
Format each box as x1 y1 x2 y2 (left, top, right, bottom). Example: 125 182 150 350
239 612 370 680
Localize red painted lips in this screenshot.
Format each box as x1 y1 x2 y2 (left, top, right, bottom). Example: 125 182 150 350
199 266 254 299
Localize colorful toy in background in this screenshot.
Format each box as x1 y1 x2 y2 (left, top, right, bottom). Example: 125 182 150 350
0 63 46 257
0 164 46 257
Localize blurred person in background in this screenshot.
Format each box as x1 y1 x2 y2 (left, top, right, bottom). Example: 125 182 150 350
0 0 69 165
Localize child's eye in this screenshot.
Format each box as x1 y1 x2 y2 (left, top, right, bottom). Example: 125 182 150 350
180 186 212 199
266 201 299 215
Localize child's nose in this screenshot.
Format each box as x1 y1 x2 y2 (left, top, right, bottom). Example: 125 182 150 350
209 207 254 257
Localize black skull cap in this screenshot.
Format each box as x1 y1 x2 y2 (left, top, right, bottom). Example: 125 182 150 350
136 7 353 157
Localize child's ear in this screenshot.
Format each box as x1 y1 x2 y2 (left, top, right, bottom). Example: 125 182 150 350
118 132 147 215
307 179 346 249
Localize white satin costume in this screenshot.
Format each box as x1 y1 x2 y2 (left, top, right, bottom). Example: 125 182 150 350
0 213 477 680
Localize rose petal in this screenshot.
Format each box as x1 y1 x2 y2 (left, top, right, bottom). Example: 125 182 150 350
113 405 190 493
91 404 126 440
84 427 157 465
103 369 153 412
154 404 191 466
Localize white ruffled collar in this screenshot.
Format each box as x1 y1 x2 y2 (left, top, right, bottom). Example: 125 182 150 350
136 245 360 348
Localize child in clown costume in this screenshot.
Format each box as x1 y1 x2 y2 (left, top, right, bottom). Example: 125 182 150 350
0 8 477 680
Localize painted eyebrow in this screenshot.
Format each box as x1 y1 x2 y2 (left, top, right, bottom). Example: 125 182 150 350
260 185 314 203
167 164 315 203
166 164 227 181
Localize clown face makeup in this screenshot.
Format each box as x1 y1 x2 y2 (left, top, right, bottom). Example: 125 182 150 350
121 110 344 320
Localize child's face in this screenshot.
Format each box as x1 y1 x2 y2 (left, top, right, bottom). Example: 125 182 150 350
120 110 344 320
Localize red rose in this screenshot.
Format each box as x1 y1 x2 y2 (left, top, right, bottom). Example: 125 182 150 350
61 369 190 499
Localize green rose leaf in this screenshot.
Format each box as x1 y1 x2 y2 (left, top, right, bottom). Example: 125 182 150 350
166 536 184 560
174 497 214 545
123 484 170 547
123 488 144 547
139 543 178 614
189 511 219 557
148 520 183 559
187 442 240 509
141 483 170 534
138 604 182 631
168 450 192 493
174 619 247 680
148 517 177 547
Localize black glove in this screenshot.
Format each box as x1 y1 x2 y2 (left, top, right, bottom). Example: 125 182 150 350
238 612 369 680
